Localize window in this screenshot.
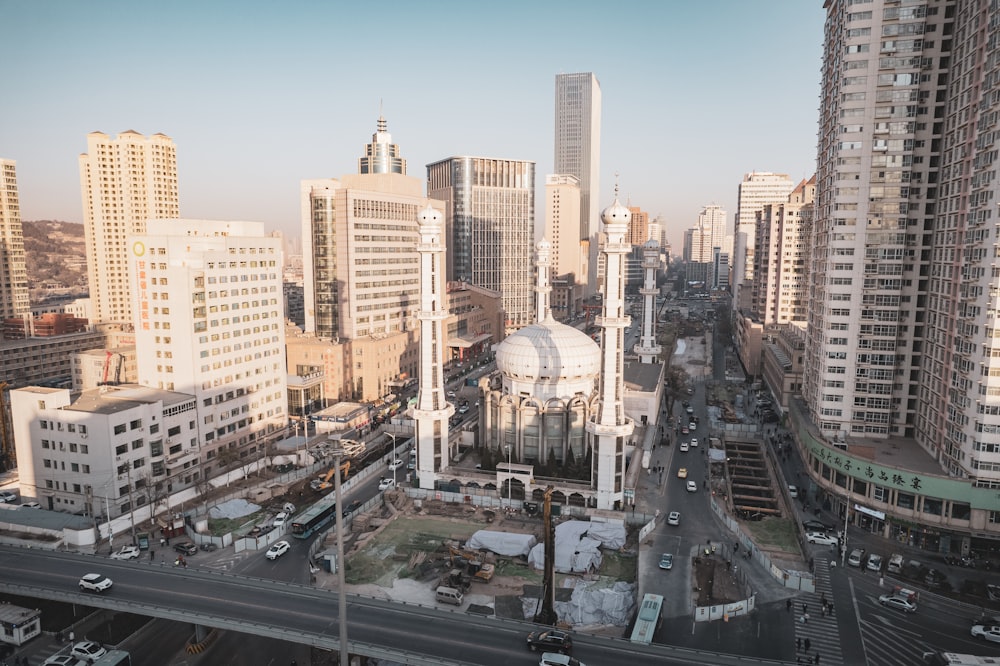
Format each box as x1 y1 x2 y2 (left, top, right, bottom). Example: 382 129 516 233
113 424 127 435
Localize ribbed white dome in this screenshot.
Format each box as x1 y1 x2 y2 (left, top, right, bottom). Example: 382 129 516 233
496 317 601 386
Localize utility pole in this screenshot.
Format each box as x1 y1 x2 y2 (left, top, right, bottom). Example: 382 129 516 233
331 442 349 665
534 486 557 626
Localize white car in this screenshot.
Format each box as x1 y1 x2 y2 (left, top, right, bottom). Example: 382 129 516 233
867 554 883 572
70 641 107 661
667 511 681 526
806 532 837 546
78 573 113 593
689 438 699 447
679 442 689 452
878 594 917 613
686 480 697 493
110 545 141 560
265 540 290 560
0 490 17 503
20 501 41 509
378 477 396 491
788 485 799 498
43 656 83 666
272 512 289 528
972 625 1000 643
388 459 404 470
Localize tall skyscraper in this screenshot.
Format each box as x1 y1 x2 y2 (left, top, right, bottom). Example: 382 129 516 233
79 131 179 325
543 174 583 280
804 1 949 443
129 218 287 468
732 172 794 308
751 177 814 325
555 73 601 294
426 156 535 333
0 159 29 322
302 117 436 342
626 205 650 246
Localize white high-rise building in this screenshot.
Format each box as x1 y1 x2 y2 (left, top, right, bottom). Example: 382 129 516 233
0 159 29 321
555 73 601 294
732 172 794 308
543 174 583 281
79 131 179 325
129 219 287 469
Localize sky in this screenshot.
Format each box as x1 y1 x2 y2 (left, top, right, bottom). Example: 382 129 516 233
2 0 825 252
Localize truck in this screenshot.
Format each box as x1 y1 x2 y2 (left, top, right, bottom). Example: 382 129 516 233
309 460 351 492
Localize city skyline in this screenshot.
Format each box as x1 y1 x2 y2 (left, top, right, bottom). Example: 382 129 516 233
1 1 823 252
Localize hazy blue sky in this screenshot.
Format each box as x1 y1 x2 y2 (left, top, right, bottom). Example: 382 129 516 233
2 0 824 251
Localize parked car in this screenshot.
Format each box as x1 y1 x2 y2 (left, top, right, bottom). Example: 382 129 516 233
971 625 1000 643
867 554 883 572
538 653 585 666
388 459 404 470
378 477 396 491
659 553 673 570
110 545 141 560
173 541 198 556
266 540 290 560
0 490 17 503
878 594 917 613
70 641 107 662
19 501 41 509
526 628 573 653
686 480 697 493
272 512 289 528
802 519 833 532
806 532 837 546
43 656 84 666
848 548 865 567
78 573 113 593
667 511 681 526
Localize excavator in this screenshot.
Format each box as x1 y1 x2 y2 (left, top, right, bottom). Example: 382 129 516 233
444 542 495 583
309 460 351 492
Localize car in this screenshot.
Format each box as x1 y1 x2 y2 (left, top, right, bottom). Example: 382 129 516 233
688 422 697 431
788 485 799 499
867 554 883 572
848 548 865 567
0 490 17 503
388 459 404 470
679 442 689 453
971 625 1000 643
109 545 140 560
459 404 470 414
802 519 833 532
266 540 291 560
199 542 218 552
70 641 107 662
659 553 673 570
924 568 947 588
680 426 689 435
447 390 456 398
806 532 837 546
378 477 396 491
878 594 917 613
272 512 289 528
343 499 362 516
686 480 697 493
538 653 585 666
677 468 688 479
43 655 84 666
667 511 681 526
686 406 694 415
19 501 41 509
689 438 698 447
173 541 198 556
78 573 113 593
526 628 573 653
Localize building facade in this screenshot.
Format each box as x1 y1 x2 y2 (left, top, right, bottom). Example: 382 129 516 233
426 157 535 334
0 159 29 324
732 172 794 308
543 174 584 283
79 131 179 326
554 72 601 295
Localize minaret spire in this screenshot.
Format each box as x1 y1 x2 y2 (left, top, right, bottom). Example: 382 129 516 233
535 238 553 322
635 238 662 363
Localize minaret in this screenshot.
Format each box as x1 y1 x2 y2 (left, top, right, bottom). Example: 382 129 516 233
635 239 662 363
536 238 553 321
413 205 453 489
586 188 635 511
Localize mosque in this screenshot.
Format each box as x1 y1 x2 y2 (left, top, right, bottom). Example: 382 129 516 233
413 193 665 512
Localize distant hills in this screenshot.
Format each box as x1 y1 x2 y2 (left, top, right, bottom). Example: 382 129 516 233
22 220 88 299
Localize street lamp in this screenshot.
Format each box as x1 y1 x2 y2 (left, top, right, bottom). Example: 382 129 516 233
385 432 399 487
330 442 349 666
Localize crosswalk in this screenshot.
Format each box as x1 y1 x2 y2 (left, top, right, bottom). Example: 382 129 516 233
793 558 844 665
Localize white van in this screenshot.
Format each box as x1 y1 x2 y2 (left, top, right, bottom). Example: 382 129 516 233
848 548 864 567
887 553 904 574
435 585 464 606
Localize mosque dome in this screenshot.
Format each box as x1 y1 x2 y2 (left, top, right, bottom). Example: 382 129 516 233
496 316 601 392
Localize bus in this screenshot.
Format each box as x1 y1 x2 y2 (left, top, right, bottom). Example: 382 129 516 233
629 593 663 645
91 650 132 666
290 495 339 539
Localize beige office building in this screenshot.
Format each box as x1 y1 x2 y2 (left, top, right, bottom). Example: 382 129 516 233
543 174 584 282
79 131 179 326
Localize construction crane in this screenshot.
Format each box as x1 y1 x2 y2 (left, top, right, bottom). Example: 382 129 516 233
100 351 126 386
533 485 557 626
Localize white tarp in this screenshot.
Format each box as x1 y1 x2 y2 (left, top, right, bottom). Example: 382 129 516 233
466 530 537 557
585 521 627 550
520 580 636 626
527 520 604 573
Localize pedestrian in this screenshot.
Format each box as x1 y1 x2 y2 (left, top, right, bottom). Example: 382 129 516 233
150 549 155 562
68 630 74 643
820 593 826 607
786 599 792 613
815 653 821 664
802 603 807 614
796 637 801 651
829 602 834 616
804 638 811 652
